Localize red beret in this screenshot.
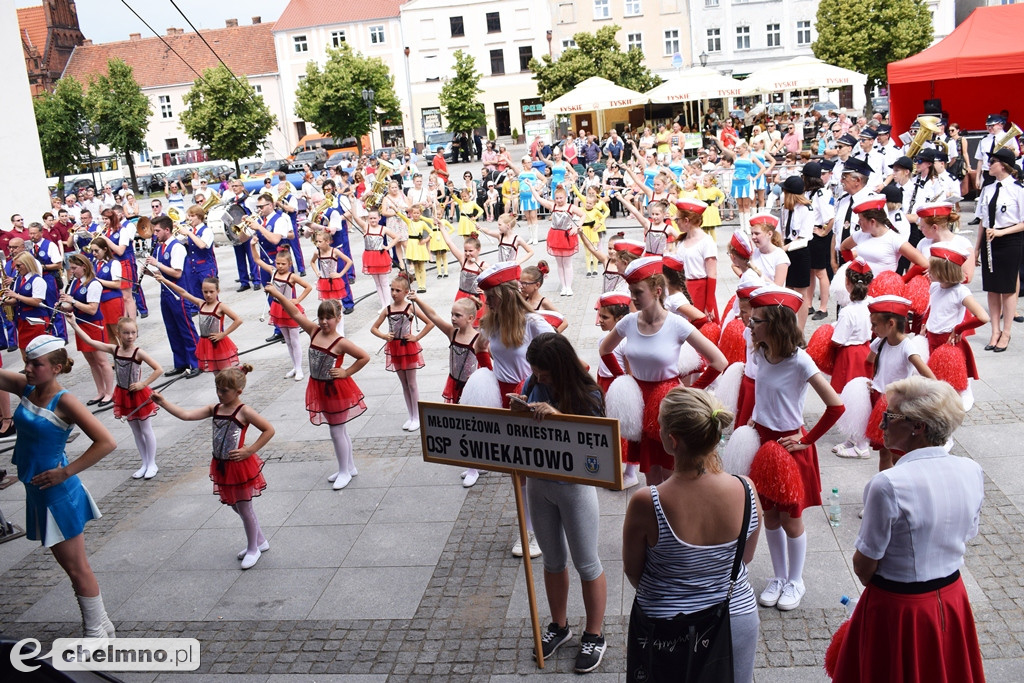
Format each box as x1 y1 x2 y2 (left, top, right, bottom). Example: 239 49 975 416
930 245 968 266
611 239 645 257
476 262 521 290
675 198 708 215
749 285 803 312
624 256 664 284
848 257 872 275
730 230 754 259
596 292 631 310
662 253 685 272
853 194 887 213
539 310 564 328
736 269 763 299
869 295 912 317
916 202 954 218
748 212 779 229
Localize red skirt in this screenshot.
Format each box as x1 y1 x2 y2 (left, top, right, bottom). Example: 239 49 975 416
546 229 579 257
269 300 302 329
633 377 682 473
17 318 50 351
455 289 486 327
867 390 886 451
74 324 107 352
926 331 979 381
498 380 525 408
596 375 612 394
99 296 125 327
317 277 348 299
209 454 267 506
735 375 756 429
831 342 872 393
385 339 424 372
442 375 464 404
363 249 392 275
306 376 367 426
196 336 240 372
113 385 157 421
753 422 820 517
831 577 984 683
685 277 719 322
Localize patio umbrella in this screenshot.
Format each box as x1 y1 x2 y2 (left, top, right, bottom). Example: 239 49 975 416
645 67 744 103
740 56 866 96
542 76 647 115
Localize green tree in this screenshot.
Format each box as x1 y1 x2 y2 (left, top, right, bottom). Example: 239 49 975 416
294 44 401 155
439 50 486 139
86 58 152 192
813 0 932 114
34 75 89 190
528 25 662 101
180 65 277 176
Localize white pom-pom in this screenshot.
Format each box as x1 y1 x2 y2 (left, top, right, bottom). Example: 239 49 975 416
606 375 644 442
836 377 872 440
460 368 502 408
830 262 851 310
678 343 704 377
709 362 744 414
722 425 760 476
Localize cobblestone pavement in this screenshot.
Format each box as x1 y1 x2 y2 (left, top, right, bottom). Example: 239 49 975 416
2 170 1024 682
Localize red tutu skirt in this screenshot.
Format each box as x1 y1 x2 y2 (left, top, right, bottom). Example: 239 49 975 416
830 342 872 393
317 277 348 299
455 289 486 327
17 318 49 351
546 229 579 257
99 296 125 327
209 454 267 505
753 422 820 517
269 300 302 329
74 324 107 352
385 339 425 372
734 375 755 429
363 249 392 275
633 377 682 473
113 385 157 421
926 331 978 381
306 376 367 425
831 576 984 683
442 375 465 404
685 277 719 322
196 336 240 372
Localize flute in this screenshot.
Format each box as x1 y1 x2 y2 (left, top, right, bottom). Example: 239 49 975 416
987 229 995 273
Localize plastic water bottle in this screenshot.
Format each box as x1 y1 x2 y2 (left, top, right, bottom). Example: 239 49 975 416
828 487 841 527
840 595 857 619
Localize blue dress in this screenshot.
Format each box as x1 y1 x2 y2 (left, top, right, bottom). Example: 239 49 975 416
519 169 540 212
752 152 767 191
12 386 100 546
732 157 755 199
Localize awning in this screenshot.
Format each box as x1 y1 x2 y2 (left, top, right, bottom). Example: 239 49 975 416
645 67 744 103
542 77 647 116
740 56 866 96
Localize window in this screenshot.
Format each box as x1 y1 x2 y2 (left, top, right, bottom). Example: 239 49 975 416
330 30 346 47
420 18 436 40
562 38 577 50
519 45 534 71
165 138 178 150
293 35 308 53
423 54 441 81
625 0 642 16
252 84 263 97
664 29 679 56
486 12 501 33
796 21 812 46
705 0 719 6
158 95 172 119
450 16 465 37
766 23 780 47
594 0 610 20
558 2 575 23
490 49 505 75
736 26 750 50
627 32 643 52
370 25 385 44
707 28 721 52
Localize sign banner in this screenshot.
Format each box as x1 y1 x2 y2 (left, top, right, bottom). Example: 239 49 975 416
419 402 622 489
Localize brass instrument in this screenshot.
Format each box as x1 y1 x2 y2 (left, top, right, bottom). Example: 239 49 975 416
306 192 335 227
275 181 295 209
364 161 396 211
907 115 942 159
0 254 13 322
200 191 221 213
229 213 260 243
165 207 190 242
994 123 1023 153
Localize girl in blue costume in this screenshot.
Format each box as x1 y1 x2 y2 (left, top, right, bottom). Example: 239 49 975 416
5 335 117 637
716 138 766 232
518 156 543 245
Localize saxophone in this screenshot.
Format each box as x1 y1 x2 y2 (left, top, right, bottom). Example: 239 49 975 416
0 254 14 323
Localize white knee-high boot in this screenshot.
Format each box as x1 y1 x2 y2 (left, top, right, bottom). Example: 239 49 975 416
77 593 115 638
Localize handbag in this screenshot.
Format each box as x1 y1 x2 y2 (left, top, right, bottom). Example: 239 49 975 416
626 477 752 683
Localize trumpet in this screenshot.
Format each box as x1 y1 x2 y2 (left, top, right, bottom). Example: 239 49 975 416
994 123 1023 153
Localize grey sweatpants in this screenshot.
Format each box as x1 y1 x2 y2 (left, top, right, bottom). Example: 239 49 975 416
526 477 603 581
730 608 760 683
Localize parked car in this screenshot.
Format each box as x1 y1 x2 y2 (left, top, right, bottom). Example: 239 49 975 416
871 96 890 114
286 148 328 173
810 101 839 113
135 173 166 193
163 168 193 192
324 151 355 171
423 132 455 163
240 161 262 176
247 159 287 180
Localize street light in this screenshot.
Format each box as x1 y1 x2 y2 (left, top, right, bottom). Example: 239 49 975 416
361 88 375 154
79 121 100 188
699 51 708 68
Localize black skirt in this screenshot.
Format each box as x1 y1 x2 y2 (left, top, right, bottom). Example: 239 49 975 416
809 232 832 269
981 231 1023 293
786 245 811 289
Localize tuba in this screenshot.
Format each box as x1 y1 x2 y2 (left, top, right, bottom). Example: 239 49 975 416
200 191 221 213
363 161 395 211
907 115 942 159
994 123 1023 153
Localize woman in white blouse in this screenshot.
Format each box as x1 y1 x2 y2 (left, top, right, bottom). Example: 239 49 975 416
839 195 928 276
828 376 985 683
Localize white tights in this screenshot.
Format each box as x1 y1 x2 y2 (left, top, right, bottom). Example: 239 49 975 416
328 423 356 477
281 328 303 375
128 417 157 476
397 369 420 423
371 273 390 309
555 255 574 292
232 500 265 554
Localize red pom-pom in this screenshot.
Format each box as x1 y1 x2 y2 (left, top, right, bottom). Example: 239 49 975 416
928 343 968 392
807 324 837 374
868 271 906 299
824 618 852 679
905 274 930 316
699 321 721 348
642 381 680 437
719 319 747 365
749 440 804 507
722 294 737 315
866 394 887 446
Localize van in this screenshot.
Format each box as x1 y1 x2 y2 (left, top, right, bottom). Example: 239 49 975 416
289 134 358 160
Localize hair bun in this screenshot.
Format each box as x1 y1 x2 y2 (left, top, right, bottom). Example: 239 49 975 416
240 363 254 375
537 261 550 275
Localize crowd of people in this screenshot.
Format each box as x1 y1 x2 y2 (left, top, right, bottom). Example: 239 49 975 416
6 105 1018 681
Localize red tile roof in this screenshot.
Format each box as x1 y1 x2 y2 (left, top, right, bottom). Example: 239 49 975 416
274 0 404 32
62 22 277 89
17 5 47 58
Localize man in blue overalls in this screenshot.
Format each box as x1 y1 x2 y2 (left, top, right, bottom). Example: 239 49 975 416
322 179 355 314
146 216 200 378
253 192 293 342
227 179 260 292
27 222 66 341
275 172 306 277
181 205 218 316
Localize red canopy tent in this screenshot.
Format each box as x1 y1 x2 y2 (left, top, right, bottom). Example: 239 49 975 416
887 4 1024 135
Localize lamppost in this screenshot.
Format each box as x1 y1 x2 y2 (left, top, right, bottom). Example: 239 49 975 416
80 121 100 188
404 46 417 153
699 51 708 68
361 88 375 155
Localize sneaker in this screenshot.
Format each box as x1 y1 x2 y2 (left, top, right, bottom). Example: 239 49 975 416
527 531 541 558
538 622 573 659
812 310 828 321
776 581 806 611
574 632 607 673
758 577 786 607
512 531 541 558
834 444 870 459
463 470 479 487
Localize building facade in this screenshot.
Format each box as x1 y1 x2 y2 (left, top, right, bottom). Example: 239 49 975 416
17 0 85 96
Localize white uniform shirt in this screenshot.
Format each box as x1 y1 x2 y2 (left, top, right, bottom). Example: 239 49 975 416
780 204 814 246
925 282 970 334
751 347 818 432
31 239 61 266
750 247 790 285
975 133 1020 172
488 314 555 384
917 234 973 261
852 228 907 275
833 187 872 247
678 233 716 279
808 189 835 227
615 312 695 382
856 446 984 582
887 206 911 240
161 239 187 271
978 176 1024 229
831 299 871 346
869 335 927 393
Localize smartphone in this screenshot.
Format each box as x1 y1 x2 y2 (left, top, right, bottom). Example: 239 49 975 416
509 395 534 412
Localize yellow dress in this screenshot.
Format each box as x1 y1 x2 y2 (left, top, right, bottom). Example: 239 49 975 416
453 197 482 236
573 186 609 243
398 214 432 262
698 186 725 229
428 218 451 252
